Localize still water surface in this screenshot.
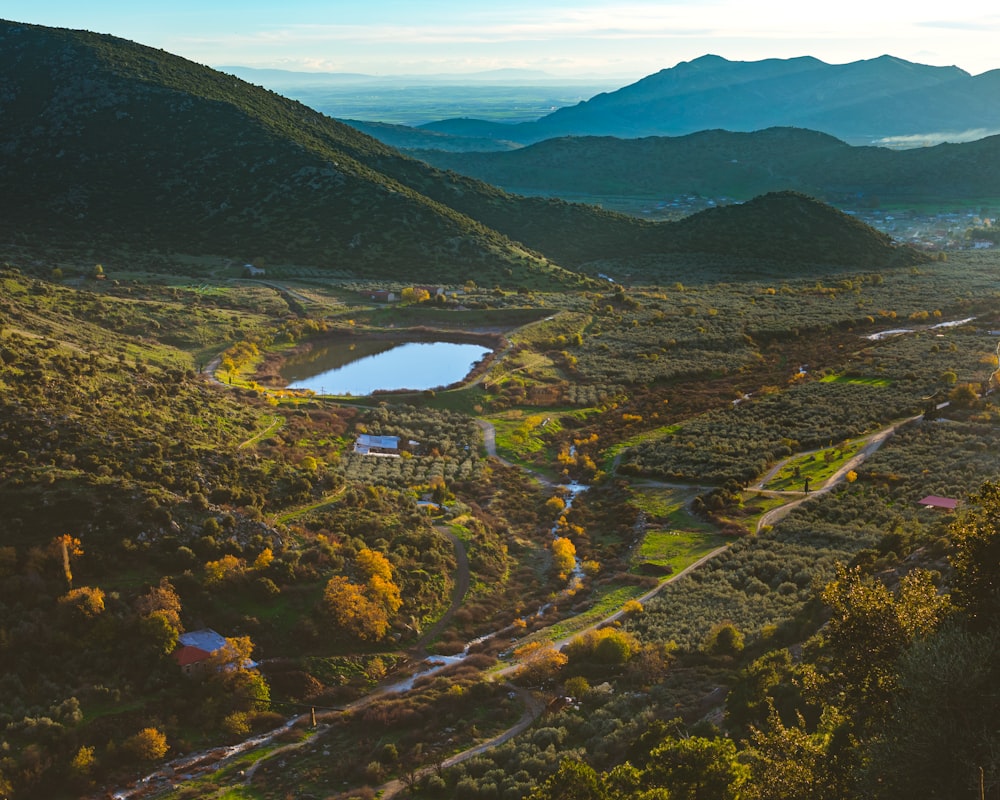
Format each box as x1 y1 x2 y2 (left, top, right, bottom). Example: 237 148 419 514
281 338 491 395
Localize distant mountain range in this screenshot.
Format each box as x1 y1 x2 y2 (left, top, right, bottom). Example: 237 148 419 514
0 20 923 282
345 54 1000 152
412 127 1000 205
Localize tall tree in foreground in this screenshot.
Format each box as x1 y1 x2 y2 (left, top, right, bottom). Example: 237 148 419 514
949 481 1000 630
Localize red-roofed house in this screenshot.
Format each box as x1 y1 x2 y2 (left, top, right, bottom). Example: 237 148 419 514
919 495 960 511
172 628 228 676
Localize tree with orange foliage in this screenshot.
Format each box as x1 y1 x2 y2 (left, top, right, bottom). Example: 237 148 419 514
59 586 105 618
322 548 402 641
48 535 83 588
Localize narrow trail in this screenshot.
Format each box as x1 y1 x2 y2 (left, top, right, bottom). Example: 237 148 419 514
238 414 284 449
375 687 545 799
412 528 471 653
272 484 348 525
475 418 557 486
235 278 337 309
476 418 498 459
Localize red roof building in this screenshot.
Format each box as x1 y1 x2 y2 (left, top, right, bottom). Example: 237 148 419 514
918 495 960 511
172 629 227 675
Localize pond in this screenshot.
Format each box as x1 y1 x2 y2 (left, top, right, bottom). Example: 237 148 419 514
280 338 493 395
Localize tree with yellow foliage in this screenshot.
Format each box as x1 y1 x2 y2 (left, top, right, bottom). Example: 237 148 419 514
513 641 568 685
252 547 274 571
322 549 403 641
401 287 431 303
356 547 393 583
204 554 246 585
552 536 577 580
565 627 640 666
124 727 169 762
58 586 105 618
545 494 567 513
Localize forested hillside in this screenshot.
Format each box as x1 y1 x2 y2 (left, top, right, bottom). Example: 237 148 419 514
0 21 925 285
413 127 1000 205
0 20 572 288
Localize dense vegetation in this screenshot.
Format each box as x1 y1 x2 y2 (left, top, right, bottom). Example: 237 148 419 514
3 20 1000 800
0 268 560 798
415 127 1000 206
2 239 998 799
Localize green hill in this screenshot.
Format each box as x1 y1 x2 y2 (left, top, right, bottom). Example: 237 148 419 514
0 20 583 288
412 127 1000 206
0 21 923 282
669 191 911 267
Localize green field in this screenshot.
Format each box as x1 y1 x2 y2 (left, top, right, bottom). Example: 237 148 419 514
633 529 728 575
820 373 892 387
763 440 864 491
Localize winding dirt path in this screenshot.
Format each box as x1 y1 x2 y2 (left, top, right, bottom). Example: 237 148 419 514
476 418 498 459
753 414 921 532
412 527 471 652
375 687 545 799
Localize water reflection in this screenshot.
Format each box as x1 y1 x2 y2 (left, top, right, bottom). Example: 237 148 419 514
282 339 492 395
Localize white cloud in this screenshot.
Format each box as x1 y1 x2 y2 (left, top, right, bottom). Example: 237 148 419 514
165 0 1000 76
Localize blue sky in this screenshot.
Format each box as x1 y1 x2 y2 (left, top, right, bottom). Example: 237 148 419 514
5 1 1000 78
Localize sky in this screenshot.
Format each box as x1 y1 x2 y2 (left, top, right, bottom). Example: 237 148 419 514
5 1 1000 79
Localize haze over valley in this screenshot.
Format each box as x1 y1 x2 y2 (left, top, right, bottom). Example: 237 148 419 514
227 55 1000 249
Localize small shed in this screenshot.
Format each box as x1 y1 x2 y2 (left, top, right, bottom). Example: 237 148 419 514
362 290 397 303
354 434 401 456
918 495 960 511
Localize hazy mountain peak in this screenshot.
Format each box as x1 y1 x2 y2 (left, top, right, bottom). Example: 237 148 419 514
516 52 1000 144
